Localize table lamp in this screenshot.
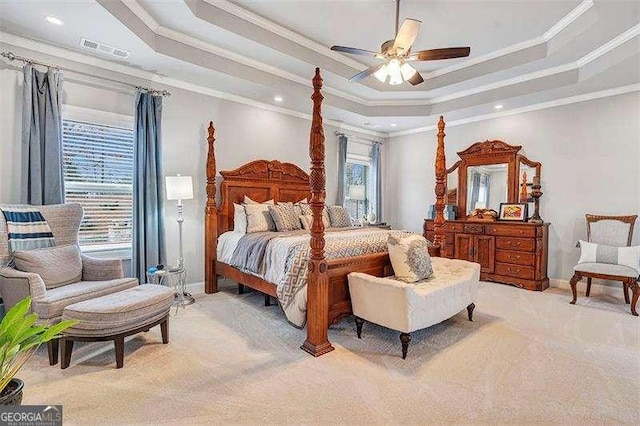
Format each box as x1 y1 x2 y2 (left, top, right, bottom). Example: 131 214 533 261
349 184 366 221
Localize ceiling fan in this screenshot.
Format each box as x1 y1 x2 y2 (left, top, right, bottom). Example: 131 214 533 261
330 0 471 86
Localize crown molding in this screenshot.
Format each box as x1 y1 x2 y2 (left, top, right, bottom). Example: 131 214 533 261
0 31 387 138
389 84 640 137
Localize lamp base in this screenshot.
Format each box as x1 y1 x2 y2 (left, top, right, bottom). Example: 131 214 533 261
176 292 196 306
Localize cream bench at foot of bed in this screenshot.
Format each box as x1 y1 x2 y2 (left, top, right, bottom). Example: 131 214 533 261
348 257 481 359
60 284 175 369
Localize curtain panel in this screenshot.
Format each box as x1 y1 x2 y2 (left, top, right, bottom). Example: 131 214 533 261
371 142 382 221
336 134 348 205
132 92 166 284
21 65 64 205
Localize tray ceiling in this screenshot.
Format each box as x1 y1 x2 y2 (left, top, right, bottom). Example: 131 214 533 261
0 0 638 134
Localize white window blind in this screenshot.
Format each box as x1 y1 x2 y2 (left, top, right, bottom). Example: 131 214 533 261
62 116 134 250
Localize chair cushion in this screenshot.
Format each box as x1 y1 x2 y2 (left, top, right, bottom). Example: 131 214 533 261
578 240 640 275
62 284 174 337
348 258 480 333
387 234 433 283
13 245 82 289
33 277 138 320
573 262 638 278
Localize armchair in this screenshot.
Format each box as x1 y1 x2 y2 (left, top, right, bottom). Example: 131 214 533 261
569 214 639 316
0 204 138 364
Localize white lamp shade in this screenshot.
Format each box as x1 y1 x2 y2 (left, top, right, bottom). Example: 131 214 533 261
349 185 366 201
166 175 193 200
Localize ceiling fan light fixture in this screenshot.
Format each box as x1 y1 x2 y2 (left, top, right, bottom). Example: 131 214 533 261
374 63 389 83
400 62 417 80
387 59 403 85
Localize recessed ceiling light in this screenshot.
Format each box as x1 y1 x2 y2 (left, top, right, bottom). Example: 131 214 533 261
273 95 283 102
494 104 504 110
390 123 397 127
45 16 63 26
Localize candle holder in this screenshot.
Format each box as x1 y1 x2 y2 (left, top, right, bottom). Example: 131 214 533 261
529 179 543 223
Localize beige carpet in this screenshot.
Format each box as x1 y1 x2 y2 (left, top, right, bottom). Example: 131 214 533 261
18 280 640 424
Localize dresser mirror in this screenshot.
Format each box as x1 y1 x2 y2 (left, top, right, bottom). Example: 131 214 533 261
448 140 542 219
465 164 509 214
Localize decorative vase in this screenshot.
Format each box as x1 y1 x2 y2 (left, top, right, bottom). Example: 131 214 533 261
0 378 24 406
367 209 377 224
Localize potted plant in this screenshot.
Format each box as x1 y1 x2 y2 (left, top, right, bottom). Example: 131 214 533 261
0 297 77 405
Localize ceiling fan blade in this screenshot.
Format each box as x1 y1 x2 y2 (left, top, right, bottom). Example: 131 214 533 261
392 19 421 54
408 47 471 61
350 64 384 82
407 71 424 86
331 45 379 57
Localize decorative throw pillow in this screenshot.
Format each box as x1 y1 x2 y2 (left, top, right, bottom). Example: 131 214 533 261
12 244 83 289
233 203 247 234
387 234 433 283
298 203 331 228
327 205 352 228
268 204 302 232
244 196 274 205
578 240 640 275
245 204 276 233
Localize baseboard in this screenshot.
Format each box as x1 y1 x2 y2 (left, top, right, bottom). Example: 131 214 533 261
549 277 629 297
185 281 205 295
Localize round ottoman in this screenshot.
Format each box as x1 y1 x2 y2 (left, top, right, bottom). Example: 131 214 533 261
60 284 175 369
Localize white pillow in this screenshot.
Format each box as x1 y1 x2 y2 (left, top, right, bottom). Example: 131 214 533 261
387 234 433 283
245 204 276 233
578 240 640 275
244 196 274 205
233 203 247 234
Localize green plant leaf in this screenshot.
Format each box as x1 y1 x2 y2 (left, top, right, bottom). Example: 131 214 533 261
0 298 31 336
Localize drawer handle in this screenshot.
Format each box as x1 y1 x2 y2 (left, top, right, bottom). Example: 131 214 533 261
508 255 521 260
508 241 522 247
508 267 522 274
519 230 525 235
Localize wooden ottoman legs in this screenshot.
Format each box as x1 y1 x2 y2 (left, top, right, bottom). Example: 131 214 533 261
467 303 475 322
400 333 411 360
47 339 59 365
355 317 364 338
61 316 169 369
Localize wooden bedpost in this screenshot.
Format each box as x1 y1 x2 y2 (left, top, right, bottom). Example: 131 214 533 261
205 121 219 293
301 68 335 357
432 116 447 256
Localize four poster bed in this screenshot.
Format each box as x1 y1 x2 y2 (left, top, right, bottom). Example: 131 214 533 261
204 68 448 356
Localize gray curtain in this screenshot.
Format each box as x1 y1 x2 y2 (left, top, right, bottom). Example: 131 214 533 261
21 65 64 205
371 142 382 221
132 91 166 284
336 134 348 205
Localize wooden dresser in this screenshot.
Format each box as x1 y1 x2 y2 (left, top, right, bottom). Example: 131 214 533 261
425 219 549 291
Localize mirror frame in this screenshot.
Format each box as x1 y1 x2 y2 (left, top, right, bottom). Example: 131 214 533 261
450 140 541 219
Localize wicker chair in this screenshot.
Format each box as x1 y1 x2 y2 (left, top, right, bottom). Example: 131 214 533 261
569 214 639 316
0 204 138 364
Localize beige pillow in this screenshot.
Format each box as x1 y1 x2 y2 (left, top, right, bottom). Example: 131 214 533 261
299 203 331 228
233 203 247 234
13 244 83 289
245 204 276 233
387 234 433 283
244 196 274 205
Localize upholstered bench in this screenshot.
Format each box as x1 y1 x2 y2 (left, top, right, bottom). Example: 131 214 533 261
60 284 175 369
348 257 480 359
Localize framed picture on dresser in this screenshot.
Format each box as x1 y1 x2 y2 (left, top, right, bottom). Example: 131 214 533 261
498 203 528 222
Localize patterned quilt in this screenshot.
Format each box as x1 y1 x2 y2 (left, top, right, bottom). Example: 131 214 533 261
275 228 413 327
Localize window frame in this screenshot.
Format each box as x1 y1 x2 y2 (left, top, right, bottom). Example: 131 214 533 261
61 105 135 257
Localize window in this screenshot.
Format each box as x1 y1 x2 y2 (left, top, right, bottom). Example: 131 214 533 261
61 106 134 250
344 155 375 221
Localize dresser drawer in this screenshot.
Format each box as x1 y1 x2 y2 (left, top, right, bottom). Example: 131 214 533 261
496 237 536 252
496 250 535 266
495 263 535 280
443 222 464 233
486 224 537 238
463 223 484 234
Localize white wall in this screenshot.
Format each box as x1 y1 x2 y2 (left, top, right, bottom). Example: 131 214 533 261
0 64 374 286
385 92 640 283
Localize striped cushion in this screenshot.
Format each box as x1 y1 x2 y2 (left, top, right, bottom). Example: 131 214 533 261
13 245 83 289
578 240 640 276
0 206 55 256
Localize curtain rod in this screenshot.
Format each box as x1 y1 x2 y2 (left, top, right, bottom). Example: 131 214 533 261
1 50 171 97
334 131 383 145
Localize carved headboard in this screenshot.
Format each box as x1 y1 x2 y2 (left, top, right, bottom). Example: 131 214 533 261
217 159 311 234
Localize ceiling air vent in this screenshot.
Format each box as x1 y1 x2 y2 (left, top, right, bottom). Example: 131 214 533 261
80 37 130 59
